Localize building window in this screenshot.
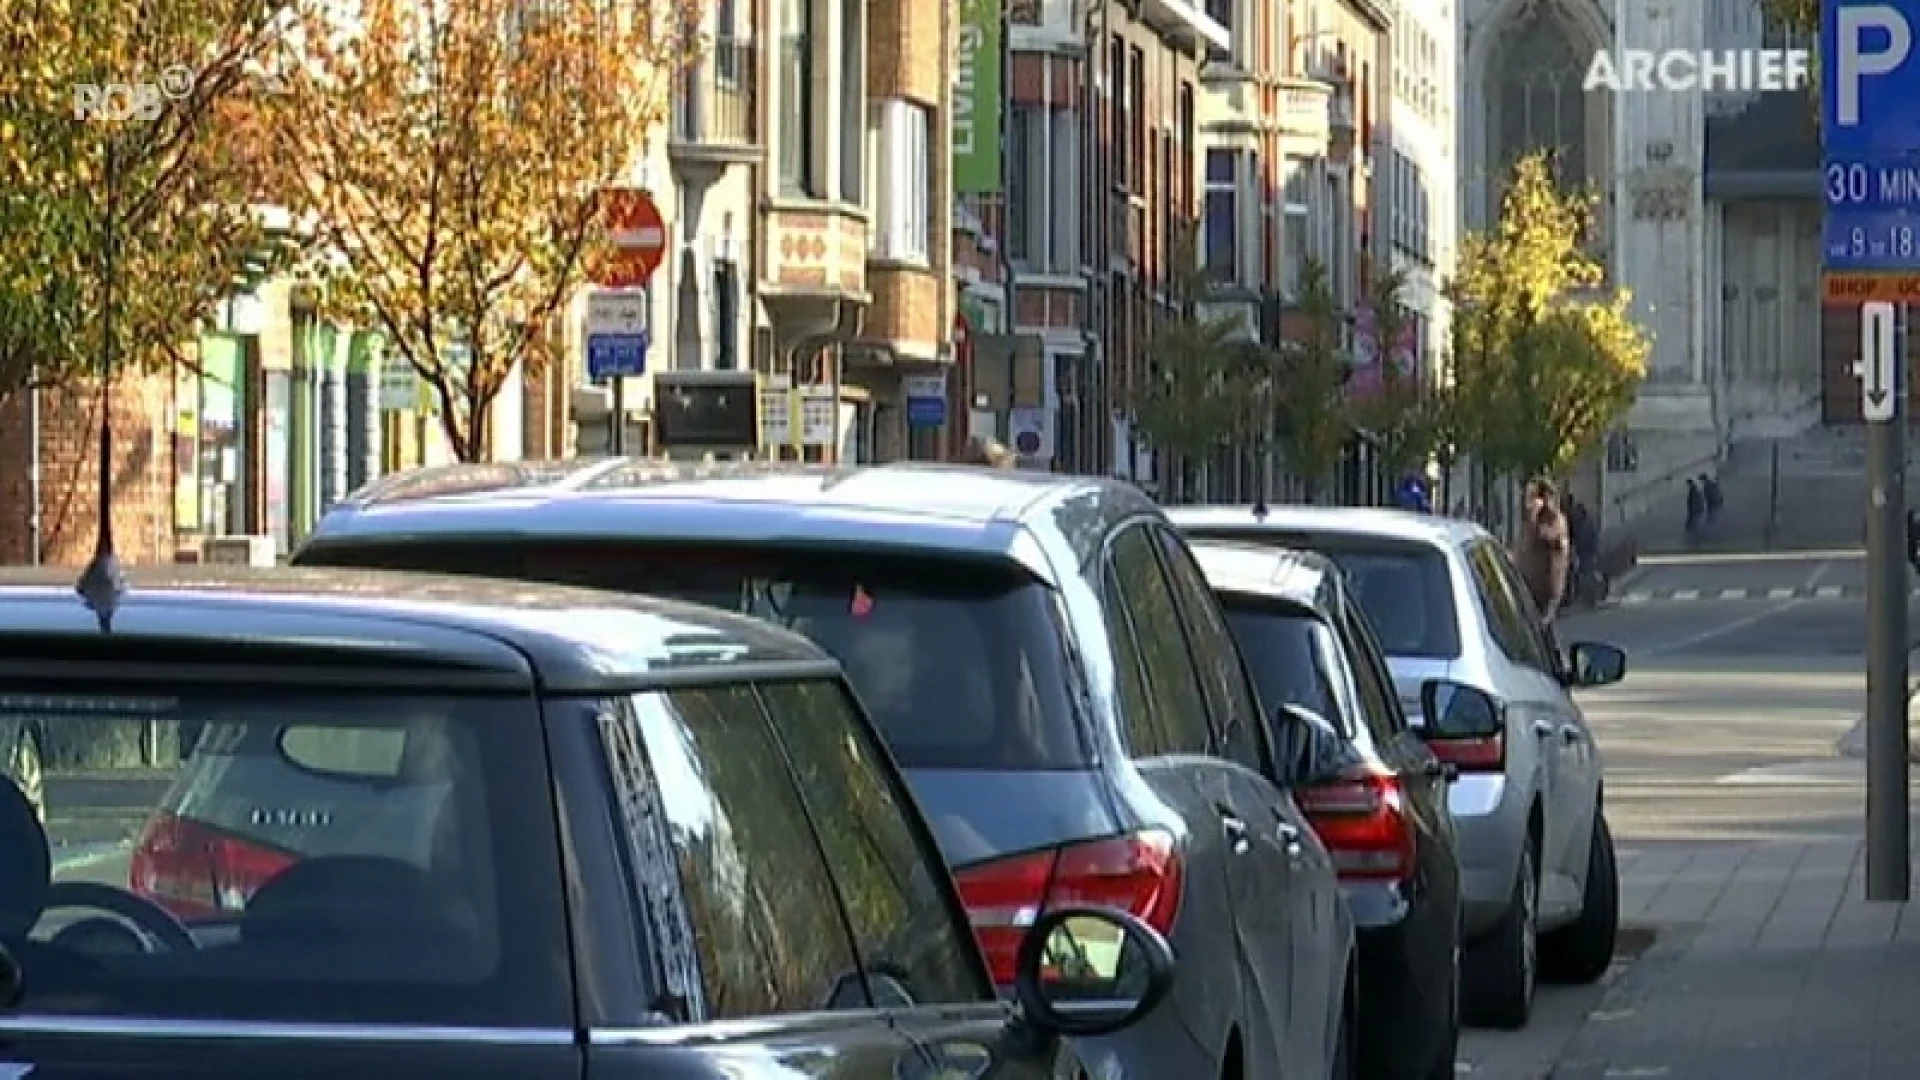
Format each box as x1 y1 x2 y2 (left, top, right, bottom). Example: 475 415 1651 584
1008 103 1035 263
1129 48 1146 195
778 0 814 195
1049 108 1081 272
1281 156 1310 296
840 0 864 204
1176 83 1195 213
713 259 740 369
870 99 931 263
1110 36 1128 192
716 0 739 81
1203 149 1237 279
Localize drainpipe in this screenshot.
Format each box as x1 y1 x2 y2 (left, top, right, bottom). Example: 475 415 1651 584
26 371 41 564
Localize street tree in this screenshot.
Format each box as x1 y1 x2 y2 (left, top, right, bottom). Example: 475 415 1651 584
1274 259 1353 502
0 0 290 401
263 0 704 460
1344 259 1439 480
1445 152 1648 482
1131 221 1272 494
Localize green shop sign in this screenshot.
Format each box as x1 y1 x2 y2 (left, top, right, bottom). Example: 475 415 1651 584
953 0 1001 194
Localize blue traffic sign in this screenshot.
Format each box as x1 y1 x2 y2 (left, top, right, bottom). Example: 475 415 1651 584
587 331 649 381
1823 0 1920 273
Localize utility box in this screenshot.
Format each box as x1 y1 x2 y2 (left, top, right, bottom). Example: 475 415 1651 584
200 535 278 567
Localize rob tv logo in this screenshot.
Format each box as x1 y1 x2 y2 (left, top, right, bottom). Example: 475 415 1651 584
72 65 195 122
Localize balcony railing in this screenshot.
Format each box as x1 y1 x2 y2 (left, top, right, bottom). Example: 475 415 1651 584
672 35 759 154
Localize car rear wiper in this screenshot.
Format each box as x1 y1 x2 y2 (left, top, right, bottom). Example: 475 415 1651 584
0 940 21 1007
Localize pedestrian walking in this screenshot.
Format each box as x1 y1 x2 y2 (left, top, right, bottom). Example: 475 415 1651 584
1702 473 1723 522
1515 477 1571 627
1684 478 1705 544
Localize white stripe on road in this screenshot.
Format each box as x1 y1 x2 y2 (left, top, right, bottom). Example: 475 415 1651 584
1621 592 1651 605
1767 587 1795 599
1672 589 1700 601
1718 588 1748 599
1815 586 1844 598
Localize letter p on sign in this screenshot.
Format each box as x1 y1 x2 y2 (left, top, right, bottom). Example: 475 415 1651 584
1838 5 1913 124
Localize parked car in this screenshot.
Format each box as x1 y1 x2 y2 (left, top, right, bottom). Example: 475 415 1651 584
293 459 1360 1079
1170 506 1627 1029
1188 539 1462 1079
0 565 1170 1079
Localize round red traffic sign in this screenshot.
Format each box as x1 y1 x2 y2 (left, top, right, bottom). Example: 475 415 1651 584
596 188 667 287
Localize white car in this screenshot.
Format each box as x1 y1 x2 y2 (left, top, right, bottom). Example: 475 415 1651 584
1170 505 1626 1030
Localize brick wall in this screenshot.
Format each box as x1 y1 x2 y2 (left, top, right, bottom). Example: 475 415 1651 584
0 372 178 567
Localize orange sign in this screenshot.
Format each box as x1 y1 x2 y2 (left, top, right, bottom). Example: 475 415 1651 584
594 188 667 288
1822 272 1920 305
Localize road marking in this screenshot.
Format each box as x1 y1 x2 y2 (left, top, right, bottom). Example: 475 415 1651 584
1816 585 1844 598
1767 587 1795 599
1718 588 1748 599
1644 593 1808 653
1621 592 1651 604
1717 759 1867 786
1671 589 1700 600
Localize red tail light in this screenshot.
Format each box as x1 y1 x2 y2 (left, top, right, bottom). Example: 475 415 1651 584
1295 766 1417 881
951 830 1183 985
128 812 299 920
1427 733 1505 773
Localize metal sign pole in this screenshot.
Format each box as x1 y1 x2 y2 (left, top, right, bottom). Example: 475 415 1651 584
1867 300 1911 902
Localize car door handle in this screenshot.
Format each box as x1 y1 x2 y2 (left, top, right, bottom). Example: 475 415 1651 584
1533 719 1556 738
1219 811 1251 854
1560 725 1582 743
1423 759 1459 781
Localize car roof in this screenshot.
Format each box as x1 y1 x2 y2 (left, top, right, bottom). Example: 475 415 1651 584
0 565 834 692
1167 504 1482 550
300 458 1163 579
1186 539 1339 615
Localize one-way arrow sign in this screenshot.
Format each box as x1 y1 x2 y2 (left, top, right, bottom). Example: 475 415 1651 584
1863 301 1898 423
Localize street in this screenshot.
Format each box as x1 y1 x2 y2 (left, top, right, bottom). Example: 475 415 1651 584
1462 549 1920 1078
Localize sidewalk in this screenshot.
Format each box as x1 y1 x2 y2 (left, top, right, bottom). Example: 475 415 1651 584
1547 836 1920 1078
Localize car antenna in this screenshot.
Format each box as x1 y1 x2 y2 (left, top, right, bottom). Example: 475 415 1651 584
75 137 127 633
1251 499 1269 521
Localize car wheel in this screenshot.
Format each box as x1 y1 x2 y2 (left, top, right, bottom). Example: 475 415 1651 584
1462 842 1535 1030
1540 812 1620 984
4 726 45 825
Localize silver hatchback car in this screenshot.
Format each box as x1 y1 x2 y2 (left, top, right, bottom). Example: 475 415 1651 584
1170 506 1626 1030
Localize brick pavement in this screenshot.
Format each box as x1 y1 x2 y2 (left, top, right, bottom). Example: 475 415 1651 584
1543 837 1920 1079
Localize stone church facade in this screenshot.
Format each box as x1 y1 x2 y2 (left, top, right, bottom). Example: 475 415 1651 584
1461 0 1825 525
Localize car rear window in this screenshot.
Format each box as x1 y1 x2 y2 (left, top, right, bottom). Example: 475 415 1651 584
2 686 569 1027
1183 531 1460 658
1218 602 1346 734
305 542 1086 770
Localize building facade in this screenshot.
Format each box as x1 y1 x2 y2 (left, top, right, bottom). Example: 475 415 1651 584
1384 0 1455 386
1463 0 1825 526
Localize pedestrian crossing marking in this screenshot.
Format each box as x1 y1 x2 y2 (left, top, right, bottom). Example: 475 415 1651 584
1612 585 1902 604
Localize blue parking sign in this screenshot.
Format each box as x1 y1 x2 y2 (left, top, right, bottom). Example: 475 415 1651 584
1822 0 1920 273
587 331 649 381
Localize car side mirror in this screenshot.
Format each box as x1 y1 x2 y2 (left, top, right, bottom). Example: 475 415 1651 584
1274 702 1348 785
1010 906 1175 1038
1565 642 1626 688
1419 679 1503 740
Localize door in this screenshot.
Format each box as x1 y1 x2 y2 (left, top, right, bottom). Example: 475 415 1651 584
594 684 928 1080
1100 524 1261 1068
1487 550 1602 893
754 677 1058 1080
1150 526 1338 1078
1465 543 1584 910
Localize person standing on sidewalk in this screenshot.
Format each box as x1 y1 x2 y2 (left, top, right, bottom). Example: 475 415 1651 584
1703 473 1724 523
1684 478 1705 545
1516 478 1571 627
958 436 1018 468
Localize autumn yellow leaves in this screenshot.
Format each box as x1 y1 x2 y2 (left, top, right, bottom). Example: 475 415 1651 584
1 0 710 459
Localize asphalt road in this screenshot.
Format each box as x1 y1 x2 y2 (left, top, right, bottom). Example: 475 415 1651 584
1460 549 1901 1075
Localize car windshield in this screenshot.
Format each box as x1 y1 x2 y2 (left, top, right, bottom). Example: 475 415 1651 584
0 685 569 1027
1219 602 1345 733
1184 531 1460 658
308 541 1086 770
